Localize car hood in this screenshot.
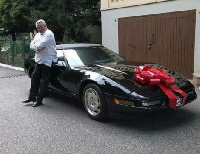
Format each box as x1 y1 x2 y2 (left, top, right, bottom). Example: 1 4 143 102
83 61 192 97
91 61 187 82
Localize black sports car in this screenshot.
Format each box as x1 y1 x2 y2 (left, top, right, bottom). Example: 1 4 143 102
24 44 197 121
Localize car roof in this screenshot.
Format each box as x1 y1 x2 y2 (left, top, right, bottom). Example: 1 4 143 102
56 43 102 50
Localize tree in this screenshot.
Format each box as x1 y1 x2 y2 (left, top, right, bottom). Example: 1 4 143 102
0 0 31 40
0 0 101 42
61 0 101 43
45 0 101 42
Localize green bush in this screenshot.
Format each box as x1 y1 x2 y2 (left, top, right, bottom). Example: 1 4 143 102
0 37 33 67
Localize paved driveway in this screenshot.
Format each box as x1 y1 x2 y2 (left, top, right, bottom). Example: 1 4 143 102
0 66 200 154
0 66 25 79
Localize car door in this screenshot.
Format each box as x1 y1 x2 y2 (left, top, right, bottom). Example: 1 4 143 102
58 48 91 97
50 50 70 94
51 49 83 97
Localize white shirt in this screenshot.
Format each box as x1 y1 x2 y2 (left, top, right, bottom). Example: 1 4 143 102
30 29 58 67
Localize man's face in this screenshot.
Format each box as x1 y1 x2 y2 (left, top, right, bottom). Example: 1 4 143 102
36 23 46 33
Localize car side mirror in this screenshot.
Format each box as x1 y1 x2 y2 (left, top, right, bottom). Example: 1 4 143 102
52 56 69 71
52 56 66 68
57 61 66 67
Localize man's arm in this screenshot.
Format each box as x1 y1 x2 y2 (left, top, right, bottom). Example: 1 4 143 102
30 39 38 52
34 33 54 50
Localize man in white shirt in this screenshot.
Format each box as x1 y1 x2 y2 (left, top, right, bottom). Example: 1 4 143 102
22 19 57 107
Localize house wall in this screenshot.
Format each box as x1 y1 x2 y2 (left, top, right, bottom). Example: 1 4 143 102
101 0 200 72
101 0 170 10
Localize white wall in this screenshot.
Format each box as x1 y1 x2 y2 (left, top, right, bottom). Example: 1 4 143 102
194 10 200 72
101 0 200 72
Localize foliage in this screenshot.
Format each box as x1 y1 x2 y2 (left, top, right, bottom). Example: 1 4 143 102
0 36 33 67
0 0 31 41
0 0 101 43
0 35 9 41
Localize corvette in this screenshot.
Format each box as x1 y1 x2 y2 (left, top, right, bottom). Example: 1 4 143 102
24 44 197 121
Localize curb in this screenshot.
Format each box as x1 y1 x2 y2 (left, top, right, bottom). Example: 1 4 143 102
0 63 24 72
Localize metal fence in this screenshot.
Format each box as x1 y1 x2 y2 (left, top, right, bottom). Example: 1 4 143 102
0 37 34 68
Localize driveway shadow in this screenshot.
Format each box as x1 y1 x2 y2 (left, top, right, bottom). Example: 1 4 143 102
33 89 197 132
107 108 197 132
42 90 84 111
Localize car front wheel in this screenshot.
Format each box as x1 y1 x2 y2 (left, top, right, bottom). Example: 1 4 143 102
82 84 107 121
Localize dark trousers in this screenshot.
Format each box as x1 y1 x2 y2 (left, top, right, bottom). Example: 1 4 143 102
29 64 52 102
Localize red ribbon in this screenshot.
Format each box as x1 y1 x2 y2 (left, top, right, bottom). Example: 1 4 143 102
134 66 187 109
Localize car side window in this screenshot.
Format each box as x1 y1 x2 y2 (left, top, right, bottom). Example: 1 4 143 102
63 49 84 67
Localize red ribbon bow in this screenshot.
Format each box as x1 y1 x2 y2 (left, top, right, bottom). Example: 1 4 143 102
134 66 187 109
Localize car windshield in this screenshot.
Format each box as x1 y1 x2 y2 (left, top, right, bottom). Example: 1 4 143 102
63 46 125 67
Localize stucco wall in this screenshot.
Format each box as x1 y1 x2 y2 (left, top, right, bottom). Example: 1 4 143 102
101 0 170 10
101 0 200 73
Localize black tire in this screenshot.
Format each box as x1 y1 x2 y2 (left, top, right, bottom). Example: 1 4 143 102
82 84 108 121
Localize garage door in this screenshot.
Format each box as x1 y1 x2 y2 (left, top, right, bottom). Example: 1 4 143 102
118 10 196 78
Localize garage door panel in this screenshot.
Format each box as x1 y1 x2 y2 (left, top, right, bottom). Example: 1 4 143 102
119 10 196 78
156 10 195 78
119 16 149 62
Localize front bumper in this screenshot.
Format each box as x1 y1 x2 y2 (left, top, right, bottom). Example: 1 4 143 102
105 89 197 119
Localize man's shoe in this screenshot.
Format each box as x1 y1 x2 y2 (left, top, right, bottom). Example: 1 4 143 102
32 101 42 107
22 98 36 103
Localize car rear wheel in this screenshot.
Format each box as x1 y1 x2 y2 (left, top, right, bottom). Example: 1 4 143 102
82 84 107 121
